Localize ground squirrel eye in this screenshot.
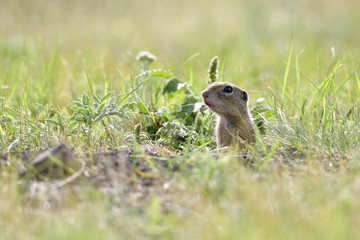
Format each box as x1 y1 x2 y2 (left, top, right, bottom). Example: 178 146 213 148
223 86 233 93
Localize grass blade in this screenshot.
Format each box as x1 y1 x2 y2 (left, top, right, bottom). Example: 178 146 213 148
281 36 293 107
117 75 151 107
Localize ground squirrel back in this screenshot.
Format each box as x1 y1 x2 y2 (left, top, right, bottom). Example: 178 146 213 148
202 82 255 149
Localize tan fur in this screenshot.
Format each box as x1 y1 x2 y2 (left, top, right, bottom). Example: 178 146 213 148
202 82 255 149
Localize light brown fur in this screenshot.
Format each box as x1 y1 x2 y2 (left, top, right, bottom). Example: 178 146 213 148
202 82 255 149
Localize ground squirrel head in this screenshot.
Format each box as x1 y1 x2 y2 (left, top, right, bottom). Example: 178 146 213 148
202 82 249 118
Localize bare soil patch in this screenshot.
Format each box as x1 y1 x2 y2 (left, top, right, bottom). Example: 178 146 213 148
2 143 180 209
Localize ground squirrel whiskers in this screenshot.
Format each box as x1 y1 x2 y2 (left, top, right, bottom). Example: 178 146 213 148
202 82 255 149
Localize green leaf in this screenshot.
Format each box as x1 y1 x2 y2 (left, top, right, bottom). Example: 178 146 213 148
138 101 150 115
67 121 78 130
93 109 106 122
163 78 182 94
77 108 91 115
82 92 90 106
264 110 274 118
160 112 171 121
251 104 272 115
100 91 113 103
86 72 100 104
96 101 107 113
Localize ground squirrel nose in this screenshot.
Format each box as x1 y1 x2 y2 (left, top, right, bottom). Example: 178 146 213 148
202 91 209 99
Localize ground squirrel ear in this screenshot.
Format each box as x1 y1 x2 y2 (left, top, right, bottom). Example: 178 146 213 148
241 91 248 101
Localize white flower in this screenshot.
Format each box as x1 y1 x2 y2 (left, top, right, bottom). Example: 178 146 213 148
136 51 157 63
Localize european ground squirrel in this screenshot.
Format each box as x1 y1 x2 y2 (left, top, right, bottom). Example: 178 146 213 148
202 82 256 149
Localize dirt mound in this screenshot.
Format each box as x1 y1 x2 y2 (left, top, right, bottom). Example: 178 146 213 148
2 143 180 209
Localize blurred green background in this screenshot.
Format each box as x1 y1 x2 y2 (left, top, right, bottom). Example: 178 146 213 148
1 0 359 106
2 0 359 55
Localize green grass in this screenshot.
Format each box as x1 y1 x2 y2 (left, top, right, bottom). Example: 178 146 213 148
1 0 360 239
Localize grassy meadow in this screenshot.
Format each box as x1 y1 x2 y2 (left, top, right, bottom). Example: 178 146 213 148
1 0 360 239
